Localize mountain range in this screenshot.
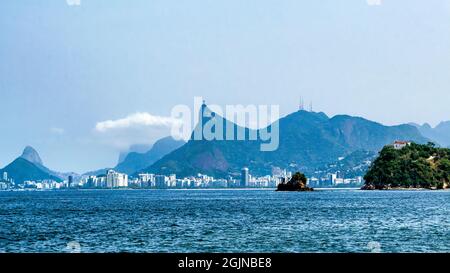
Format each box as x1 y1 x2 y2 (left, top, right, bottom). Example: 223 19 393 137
117 144 152 165
114 136 185 175
2 108 446 182
0 136 184 183
82 136 185 176
410 122 450 147
141 108 429 178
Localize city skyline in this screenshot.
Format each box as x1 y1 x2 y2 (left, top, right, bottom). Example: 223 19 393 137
1 0 450 173
0 164 362 191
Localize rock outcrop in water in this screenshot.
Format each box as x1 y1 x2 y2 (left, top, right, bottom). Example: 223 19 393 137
277 172 313 191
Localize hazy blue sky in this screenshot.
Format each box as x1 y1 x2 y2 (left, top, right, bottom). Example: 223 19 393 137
1 0 449 173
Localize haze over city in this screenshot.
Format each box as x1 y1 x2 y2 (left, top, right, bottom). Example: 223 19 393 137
1 0 449 173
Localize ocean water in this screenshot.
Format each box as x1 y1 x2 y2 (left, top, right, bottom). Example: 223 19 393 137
0 189 449 253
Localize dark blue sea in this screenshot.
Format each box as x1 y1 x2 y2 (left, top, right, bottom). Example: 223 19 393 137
0 189 449 253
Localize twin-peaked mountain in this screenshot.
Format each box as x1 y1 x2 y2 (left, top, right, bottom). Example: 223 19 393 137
21 146 44 166
141 109 429 178
0 146 63 183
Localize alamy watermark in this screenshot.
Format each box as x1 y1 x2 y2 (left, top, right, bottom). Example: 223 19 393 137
366 241 382 253
65 241 82 253
170 97 280 152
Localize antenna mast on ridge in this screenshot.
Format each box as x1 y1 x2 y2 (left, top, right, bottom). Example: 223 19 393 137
299 96 304 111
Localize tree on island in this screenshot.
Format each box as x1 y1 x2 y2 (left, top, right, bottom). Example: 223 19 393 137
363 142 450 190
277 172 313 191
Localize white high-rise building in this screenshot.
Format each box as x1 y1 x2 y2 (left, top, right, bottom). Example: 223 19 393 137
138 173 155 187
106 170 128 188
139 173 154 183
2 172 7 181
168 174 177 187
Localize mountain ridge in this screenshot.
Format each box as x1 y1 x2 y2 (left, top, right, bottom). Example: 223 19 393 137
411 121 450 147
142 108 429 178
115 136 185 175
1 147 63 183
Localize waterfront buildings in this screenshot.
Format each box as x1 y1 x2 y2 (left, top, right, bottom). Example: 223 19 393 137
155 174 167 188
86 175 107 188
0 171 14 190
0 166 364 191
68 175 73 188
241 167 249 187
306 173 364 188
106 170 128 188
21 180 64 190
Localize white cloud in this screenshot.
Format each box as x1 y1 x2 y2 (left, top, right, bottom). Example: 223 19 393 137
95 112 181 133
367 0 382 6
66 0 81 6
50 127 65 135
94 112 183 150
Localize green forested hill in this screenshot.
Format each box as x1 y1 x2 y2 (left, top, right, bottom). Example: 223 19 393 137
364 143 450 189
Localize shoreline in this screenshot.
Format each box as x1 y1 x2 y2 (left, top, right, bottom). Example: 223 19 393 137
4 187 450 193
361 186 449 191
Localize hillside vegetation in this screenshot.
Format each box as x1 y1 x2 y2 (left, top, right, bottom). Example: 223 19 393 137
364 143 450 189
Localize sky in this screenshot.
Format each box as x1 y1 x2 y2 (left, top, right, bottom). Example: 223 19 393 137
1 0 449 173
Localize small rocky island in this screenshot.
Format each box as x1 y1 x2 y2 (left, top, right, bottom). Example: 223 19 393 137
277 172 313 191
362 142 450 190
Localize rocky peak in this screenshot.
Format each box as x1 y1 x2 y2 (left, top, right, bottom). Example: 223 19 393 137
20 146 43 166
